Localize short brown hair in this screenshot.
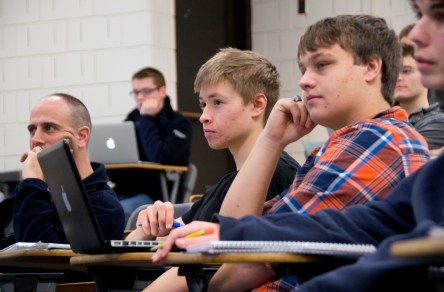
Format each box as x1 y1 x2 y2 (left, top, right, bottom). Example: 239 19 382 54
401 43 415 58
297 15 401 105
132 67 166 88
399 23 414 40
194 47 280 122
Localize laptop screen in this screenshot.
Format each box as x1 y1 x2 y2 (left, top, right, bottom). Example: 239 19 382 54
38 140 107 253
88 121 140 164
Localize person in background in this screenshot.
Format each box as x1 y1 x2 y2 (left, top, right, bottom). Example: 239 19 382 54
153 13 431 291
127 48 300 291
13 93 125 243
394 42 444 155
111 67 193 221
399 23 444 113
399 23 415 44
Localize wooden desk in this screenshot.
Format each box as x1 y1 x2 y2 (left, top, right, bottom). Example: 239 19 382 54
0 249 87 292
0 249 82 271
391 237 444 258
391 237 444 292
70 252 327 291
70 251 322 267
105 163 188 203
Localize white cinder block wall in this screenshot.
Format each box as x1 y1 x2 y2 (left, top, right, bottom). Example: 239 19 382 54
0 0 176 171
0 0 416 171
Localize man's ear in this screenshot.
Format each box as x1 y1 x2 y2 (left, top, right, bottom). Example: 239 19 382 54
158 85 167 99
76 126 90 149
251 93 267 119
365 56 383 83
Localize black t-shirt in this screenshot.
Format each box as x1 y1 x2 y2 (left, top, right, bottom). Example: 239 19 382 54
181 151 300 223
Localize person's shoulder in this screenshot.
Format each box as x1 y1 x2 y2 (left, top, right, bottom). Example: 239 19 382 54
124 108 139 121
16 178 47 189
424 104 444 120
331 119 423 148
352 113 415 135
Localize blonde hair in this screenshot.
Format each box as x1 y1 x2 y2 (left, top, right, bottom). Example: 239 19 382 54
194 47 280 122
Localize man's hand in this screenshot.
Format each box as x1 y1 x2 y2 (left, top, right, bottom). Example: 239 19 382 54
126 200 176 240
20 146 44 180
262 97 316 147
140 98 164 116
151 221 220 263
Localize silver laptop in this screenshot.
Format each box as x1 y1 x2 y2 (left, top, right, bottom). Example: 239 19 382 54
37 140 163 254
88 121 141 164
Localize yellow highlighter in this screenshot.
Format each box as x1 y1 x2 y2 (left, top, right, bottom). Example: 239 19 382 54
151 227 214 251
184 227 214 238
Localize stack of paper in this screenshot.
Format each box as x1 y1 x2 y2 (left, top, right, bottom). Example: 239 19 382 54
0 242 71 252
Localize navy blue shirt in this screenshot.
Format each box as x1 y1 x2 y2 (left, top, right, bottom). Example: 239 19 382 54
13 163 125 243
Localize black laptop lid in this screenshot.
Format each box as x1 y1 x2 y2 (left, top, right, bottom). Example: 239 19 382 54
37 140 106 253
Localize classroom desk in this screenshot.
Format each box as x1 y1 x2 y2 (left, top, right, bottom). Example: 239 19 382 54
391 237 444 292
70 251 322 267
105 163 188 203
0 249 82 271
0 249 86 292
391 237 444 258
70 252 347 291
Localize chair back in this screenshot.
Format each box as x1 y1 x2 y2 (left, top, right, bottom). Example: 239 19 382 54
181 162 198 204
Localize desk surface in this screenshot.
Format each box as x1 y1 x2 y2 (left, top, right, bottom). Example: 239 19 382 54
70 252 323 269
105 163 187 172
391 237 444 258
105 163 188 202
0 249 84 271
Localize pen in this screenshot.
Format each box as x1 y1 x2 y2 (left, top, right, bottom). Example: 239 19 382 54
172 221 183 228
138 221 183 228
150 227 215 251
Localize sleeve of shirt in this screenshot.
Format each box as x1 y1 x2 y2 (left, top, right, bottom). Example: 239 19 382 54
297 220 437 292
88 189 126 240
214 164 420 245
181 196 203 224
415 116 444 150
13 178 68 243
270 124 428 214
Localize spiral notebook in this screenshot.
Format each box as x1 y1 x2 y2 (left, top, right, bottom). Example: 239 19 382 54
186 241 376 258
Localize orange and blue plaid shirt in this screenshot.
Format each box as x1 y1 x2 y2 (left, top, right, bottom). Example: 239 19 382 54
256 106 430 291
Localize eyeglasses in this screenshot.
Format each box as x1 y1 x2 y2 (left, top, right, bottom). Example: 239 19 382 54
129 87 159 97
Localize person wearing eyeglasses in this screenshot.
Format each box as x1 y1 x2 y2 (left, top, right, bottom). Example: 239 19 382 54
394 43 444 156
112 67 192 221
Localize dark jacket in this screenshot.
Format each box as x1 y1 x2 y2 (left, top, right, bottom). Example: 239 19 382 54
215 154 444 291
125 96 192 166
409 102 444 150
13 163 125 243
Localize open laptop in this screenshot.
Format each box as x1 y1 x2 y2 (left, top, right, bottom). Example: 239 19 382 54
37 140 163 254
88 121 142 164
